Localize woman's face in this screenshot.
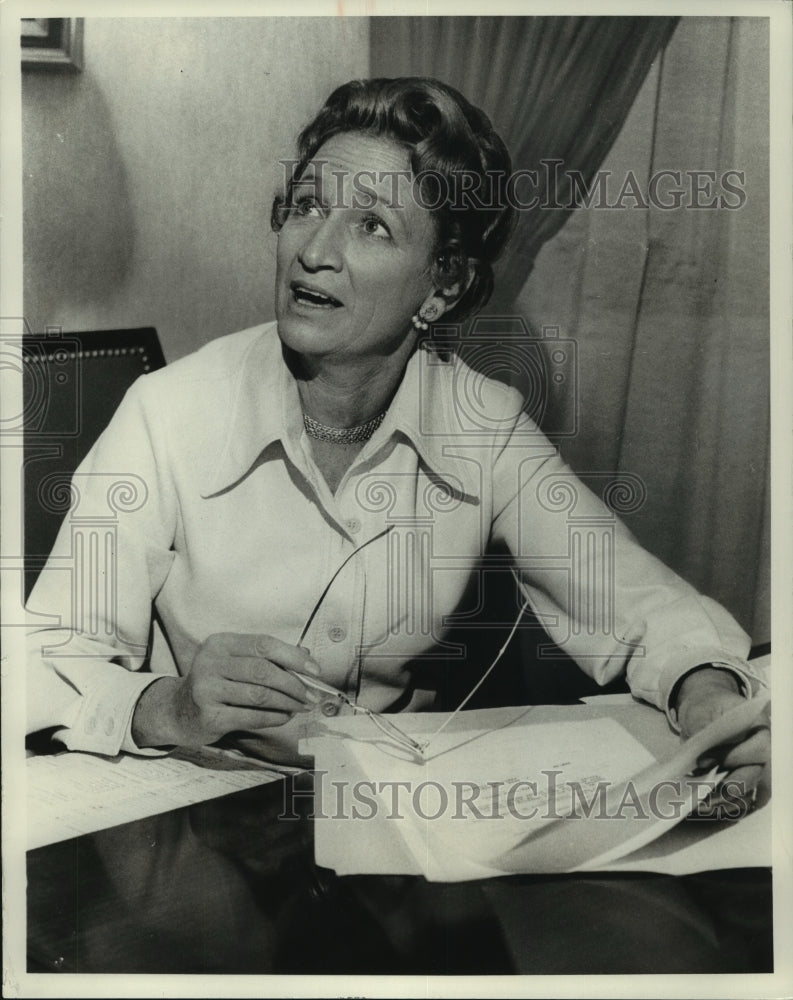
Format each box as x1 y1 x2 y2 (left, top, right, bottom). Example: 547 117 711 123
275 131 438 363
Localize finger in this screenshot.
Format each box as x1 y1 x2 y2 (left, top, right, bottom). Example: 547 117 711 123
706 764 764 807
221 681 316 715
217 656 321 702
213 671 317 711
697 767 762 818
236 634 322 675
721 764 764 796
214 705 303 731
705 727 771 771
203 633 321 675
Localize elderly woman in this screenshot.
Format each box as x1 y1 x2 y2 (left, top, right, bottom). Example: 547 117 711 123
26 78 767 793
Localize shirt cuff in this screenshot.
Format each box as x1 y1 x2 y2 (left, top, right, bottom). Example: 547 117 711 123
52 664 168 756
664 656 759 732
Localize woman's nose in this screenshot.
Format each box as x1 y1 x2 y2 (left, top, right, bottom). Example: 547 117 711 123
297 217 343 273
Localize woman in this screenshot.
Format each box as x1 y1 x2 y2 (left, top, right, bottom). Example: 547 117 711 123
26 78 768 794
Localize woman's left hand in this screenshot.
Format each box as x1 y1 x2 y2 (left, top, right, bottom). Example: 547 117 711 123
674 666 771 810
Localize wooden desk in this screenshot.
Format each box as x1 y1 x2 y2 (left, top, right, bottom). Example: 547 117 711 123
27 762 772 975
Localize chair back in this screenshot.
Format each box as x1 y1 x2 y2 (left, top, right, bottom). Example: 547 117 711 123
23 327 165 598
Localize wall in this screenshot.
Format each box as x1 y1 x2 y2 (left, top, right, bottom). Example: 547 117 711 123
22 17 369 361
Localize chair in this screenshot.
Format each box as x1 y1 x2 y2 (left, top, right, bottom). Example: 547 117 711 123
23 327 166 599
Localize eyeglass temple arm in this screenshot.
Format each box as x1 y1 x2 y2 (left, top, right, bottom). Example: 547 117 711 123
297 525 394 648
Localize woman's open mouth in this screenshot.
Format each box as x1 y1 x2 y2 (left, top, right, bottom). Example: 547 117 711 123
290 282 343 309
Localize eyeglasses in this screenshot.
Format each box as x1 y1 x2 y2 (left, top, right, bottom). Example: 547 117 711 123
295 525 531 759
290 669 426 757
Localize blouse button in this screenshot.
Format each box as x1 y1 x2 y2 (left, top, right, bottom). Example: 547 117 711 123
328 625 347 643
345 517 361 535
321 700 340 717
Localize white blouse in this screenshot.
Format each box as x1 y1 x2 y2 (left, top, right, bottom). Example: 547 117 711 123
26 323 754 763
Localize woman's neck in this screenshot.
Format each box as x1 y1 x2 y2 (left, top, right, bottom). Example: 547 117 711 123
285 340 417 428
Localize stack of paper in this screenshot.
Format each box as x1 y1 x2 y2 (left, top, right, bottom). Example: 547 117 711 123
302 698 770 881
26 745 293 850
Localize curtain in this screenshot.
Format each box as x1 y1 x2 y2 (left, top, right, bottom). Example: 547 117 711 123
370 16 678 307
370 17 769 642
516 18 769 640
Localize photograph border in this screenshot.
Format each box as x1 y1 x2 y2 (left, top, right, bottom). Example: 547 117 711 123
2 1 791 998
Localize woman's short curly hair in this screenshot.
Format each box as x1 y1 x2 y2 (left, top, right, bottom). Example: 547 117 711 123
271 77 514 323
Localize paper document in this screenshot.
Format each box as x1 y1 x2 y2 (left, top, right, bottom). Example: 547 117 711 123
27 746 290 850
304 698 770 881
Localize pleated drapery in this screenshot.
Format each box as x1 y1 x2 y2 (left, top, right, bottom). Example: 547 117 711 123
371 16 678 307
370 17 769 641
516 18 769 640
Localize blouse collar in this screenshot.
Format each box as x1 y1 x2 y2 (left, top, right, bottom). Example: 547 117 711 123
204 323 486 503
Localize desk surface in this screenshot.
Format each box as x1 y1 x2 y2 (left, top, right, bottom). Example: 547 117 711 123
27 768 773 976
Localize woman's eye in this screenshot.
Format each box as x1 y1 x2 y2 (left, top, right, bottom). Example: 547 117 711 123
291 197 322 218
360 214 391 239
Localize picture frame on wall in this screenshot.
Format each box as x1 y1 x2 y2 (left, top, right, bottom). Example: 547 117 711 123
21 18 83 71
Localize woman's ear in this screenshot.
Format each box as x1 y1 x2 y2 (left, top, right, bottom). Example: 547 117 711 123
423 261 476 322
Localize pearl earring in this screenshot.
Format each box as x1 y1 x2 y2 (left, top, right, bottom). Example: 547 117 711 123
413 299 443 332
421 301 442 321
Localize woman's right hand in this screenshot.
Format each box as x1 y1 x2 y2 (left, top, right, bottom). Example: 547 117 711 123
131 633 322 749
